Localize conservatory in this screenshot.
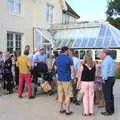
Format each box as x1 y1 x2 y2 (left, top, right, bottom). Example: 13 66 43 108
34 22 120 61
52 22 120 61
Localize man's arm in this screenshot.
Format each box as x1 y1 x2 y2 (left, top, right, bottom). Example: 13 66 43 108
70 65 76 81
102 61 109 81
16 58 19 67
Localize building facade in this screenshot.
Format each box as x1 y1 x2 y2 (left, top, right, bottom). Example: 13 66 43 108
0 0 80 55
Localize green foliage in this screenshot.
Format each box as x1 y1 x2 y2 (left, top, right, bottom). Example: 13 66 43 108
116 72 120 79
106 0 120 29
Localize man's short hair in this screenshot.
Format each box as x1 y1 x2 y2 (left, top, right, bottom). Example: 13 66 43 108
24 50 29 56
103 49 111 55
25 45 30 48
61 46 69 53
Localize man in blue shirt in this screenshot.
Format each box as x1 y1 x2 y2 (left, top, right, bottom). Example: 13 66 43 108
100 50 116 116
55 47 75 115
32 48 48 66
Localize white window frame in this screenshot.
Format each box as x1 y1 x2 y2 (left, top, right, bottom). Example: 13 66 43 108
46 4 54 24
7 32 22 55
7 0 23 16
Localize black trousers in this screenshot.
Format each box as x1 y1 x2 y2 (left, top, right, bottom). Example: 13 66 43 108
102 77 115 114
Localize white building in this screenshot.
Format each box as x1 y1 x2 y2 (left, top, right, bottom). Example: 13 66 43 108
0 0 80 55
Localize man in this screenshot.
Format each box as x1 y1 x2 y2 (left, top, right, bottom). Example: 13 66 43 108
100 50 116 116
16 50 33 99
24 45 33 61
32 47 48 66
55 47 76 115
69 48 81 105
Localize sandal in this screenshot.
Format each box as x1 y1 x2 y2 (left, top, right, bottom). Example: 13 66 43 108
59 110 66 114
65 111 73 115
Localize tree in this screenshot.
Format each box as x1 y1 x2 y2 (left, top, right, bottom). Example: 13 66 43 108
106 0 120 29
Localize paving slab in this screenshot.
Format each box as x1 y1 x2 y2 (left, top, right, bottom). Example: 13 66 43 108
0 80 120 120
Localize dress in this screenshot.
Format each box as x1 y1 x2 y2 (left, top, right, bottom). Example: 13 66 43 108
3 58 14 93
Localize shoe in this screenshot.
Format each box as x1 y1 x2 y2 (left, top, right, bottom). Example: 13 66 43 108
89 113 94 116
29 96 35 99
101 112 113 116
9 91 13 94
59 110 66 114
65 111 73 115
49 91 54 96
75 101 80 105
18 96 23 99
82 113 89 116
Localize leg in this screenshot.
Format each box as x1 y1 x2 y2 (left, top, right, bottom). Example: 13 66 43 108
64 82 72 113
18 73 24 97
88 82 94 114
81 82 89 115
57 82 64 112
24 74 32 98
102 79 115 114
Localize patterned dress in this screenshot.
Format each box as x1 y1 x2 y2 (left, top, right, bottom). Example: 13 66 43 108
3 58 14 93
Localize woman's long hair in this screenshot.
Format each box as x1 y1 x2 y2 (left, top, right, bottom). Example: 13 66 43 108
83 54 94 68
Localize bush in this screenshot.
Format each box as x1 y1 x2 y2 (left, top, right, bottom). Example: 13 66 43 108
116 72 120 79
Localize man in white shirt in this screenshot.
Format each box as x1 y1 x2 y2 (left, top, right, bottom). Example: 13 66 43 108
69 49 81 105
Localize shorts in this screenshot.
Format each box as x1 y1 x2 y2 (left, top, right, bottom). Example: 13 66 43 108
57 81 73 104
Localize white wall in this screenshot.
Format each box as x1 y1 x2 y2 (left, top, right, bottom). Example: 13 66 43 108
0 0 34 52
0 0 63 52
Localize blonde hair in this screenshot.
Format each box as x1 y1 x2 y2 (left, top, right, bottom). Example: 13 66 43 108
83 53 94 68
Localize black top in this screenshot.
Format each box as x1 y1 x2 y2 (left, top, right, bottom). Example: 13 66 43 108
81 64 96 82
4 58 12 74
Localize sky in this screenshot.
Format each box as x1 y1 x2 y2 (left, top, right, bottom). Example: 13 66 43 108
66 0 108 21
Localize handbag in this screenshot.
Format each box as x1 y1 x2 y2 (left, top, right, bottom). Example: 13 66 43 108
77 89 84 102
41 81 52 92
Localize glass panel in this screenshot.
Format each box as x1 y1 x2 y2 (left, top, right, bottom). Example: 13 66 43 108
67 39 74 47
7 33 14 53
73 39 81 48
95 50 100 59
46 4 53 24
80 50 85 59
80 38 89 48
98 24 106 37
8 0 14 13
86 38 96 48
94 38 103 48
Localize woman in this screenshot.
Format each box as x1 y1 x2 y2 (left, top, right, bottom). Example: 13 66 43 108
77 54 96 116
94 61 105 107
16 50 33 99
3 52 14 94
11 51 19 88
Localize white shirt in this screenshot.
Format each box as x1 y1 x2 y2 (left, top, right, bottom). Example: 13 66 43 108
72 56 81 78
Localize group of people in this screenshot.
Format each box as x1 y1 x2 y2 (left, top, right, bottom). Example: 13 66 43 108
54 47 116 116
0 45 48 98
0 45 116 117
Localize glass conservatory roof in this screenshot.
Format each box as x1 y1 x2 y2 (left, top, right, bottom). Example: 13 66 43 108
53 22 120 48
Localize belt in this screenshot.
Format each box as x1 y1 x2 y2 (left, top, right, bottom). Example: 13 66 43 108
108 76 115 79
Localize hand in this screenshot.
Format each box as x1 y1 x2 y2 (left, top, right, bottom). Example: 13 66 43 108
76 81 81 90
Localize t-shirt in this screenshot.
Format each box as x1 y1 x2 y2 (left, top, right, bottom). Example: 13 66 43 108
55 54 73 82
16 55 31 74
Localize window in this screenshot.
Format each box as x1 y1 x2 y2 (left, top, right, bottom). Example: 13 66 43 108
7 0 22 15
62 13 69 24
80 50 85 59
7 32 22 55
95 50 100 59
46 4 54 24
